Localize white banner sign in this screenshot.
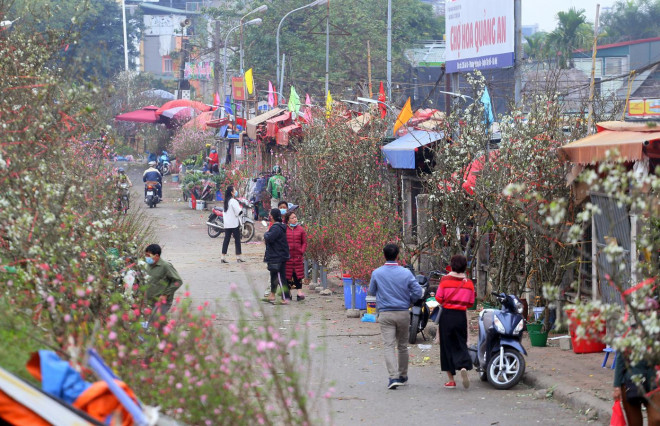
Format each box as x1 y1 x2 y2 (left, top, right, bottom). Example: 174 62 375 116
445 0 514 73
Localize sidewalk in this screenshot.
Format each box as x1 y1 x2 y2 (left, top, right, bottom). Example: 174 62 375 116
523 334 613 424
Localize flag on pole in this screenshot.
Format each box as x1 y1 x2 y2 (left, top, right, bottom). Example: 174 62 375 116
326 90 333 117
288 86 301 118
393 97 412 135
268 81 275 108
481 86 494 126
303 93 312 122
378 81 387 119
224 95 233 116
245 68 254 95
213 92 221 107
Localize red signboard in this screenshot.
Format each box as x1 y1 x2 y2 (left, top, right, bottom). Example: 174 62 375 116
232 77 245 101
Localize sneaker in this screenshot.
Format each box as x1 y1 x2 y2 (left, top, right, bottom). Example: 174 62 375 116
398 376 408 386
388 378 402 390
460 368 470 389
296 294 305 301
444 381 456 389
221 259 228 264
237 258 246 263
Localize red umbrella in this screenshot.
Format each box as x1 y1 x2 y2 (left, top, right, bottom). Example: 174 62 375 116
114 105 159 123
155 100 211 116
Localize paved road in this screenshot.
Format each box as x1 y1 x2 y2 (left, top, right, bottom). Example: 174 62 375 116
128 165 591 425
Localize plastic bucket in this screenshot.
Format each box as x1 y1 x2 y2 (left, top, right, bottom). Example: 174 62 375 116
342 277 367 309
529 331 548 347
565 308 606 354
215 191 223 201
366 295 377 314
526 322 544 333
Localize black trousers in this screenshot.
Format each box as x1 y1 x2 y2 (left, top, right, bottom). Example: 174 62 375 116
270 263 287 295
439 308 472 376
222 227 241 255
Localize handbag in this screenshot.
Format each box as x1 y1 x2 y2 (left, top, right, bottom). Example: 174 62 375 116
434 278 468 324
267 262 281 272
610 400 626 426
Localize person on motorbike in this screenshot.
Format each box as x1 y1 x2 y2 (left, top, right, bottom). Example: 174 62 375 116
114 167 133 209
267 166 286 209
143 161 162 200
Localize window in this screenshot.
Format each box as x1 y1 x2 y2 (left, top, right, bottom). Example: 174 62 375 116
163 57 173 74
604 57 628 76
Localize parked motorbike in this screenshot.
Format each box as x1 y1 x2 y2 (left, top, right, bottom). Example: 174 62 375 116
468 292 527 390
144 181 159 208
409 274 439 344
157 152 174 176
117 182 130 214
206 197 255 242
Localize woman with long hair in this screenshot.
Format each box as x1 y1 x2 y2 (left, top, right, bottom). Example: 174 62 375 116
221 185 244 263
264 209 290 304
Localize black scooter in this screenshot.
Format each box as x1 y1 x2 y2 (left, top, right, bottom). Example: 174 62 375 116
409 274 433 344
468 292 527 390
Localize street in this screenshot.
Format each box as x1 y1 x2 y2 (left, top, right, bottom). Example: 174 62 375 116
130 166 593 425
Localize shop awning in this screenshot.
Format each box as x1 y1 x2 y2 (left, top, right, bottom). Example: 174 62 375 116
277 123 302 146
558 121 660 164
246 108 285 139
114 105 159 123
381 130 444 169
266 112 292 138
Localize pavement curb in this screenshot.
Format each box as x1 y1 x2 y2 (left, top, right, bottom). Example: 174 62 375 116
523 371 611 424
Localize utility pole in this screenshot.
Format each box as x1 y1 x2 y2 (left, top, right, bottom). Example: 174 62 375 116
121 0 129 72
367 40 373 98
586 4 601 134
386 0 392 99
214 20 221 97
325 1 330 96
514 0 522 105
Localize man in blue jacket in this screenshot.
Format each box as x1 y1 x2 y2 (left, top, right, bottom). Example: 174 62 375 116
142 161 162 200
368 243 423 389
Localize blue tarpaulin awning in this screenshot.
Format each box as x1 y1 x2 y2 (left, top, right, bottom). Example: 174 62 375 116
382 130 444 169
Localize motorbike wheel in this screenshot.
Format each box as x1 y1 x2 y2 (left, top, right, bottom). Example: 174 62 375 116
162 164 170 176
208 217 224 238
408 313 420 344
486 348 525 390
121 197 129 214
241 222 255 243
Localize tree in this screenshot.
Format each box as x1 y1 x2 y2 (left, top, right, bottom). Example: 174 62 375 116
524 32 549 61
601 0 660 42
9 0 140 82
234 0 443 99
547 8 593 68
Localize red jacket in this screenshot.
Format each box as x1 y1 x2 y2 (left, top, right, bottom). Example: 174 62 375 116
208 152 219 166
435 275 475 311
285 225 307 280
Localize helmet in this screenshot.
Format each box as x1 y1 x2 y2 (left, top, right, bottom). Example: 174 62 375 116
273 165 281 174
118 167 125 174
148 161 156 167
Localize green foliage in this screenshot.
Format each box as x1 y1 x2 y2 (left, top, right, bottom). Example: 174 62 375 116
601 0 660 42
524 32 550 61
546 8 593 68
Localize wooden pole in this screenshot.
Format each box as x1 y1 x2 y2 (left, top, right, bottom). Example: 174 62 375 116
586 4 601 133
367 40 373 98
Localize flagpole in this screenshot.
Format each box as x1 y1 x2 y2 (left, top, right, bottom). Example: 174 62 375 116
386 0 392 99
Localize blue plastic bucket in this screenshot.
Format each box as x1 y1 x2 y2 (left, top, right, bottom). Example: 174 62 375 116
342 277 367 309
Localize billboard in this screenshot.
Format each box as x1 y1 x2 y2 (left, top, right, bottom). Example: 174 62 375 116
627 99 660 116
445 0 514 73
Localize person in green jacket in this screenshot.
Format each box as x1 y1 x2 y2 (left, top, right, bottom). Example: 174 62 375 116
267 166 286 209
144 244 182 328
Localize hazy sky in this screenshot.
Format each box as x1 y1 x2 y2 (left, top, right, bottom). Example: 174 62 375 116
523 0 616 32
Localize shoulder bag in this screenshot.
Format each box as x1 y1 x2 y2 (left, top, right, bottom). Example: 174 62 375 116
431 278 468 324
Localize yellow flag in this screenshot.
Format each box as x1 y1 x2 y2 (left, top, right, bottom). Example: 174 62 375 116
326 90 333 117
245 68 254 95
393 97 413 134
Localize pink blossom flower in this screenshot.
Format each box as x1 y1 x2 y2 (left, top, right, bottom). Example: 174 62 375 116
108 331 117 340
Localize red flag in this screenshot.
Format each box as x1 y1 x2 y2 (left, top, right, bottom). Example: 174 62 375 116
378 81 387 119
213 92 221 107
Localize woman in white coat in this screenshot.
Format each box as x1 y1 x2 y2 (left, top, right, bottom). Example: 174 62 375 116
221 185 245 263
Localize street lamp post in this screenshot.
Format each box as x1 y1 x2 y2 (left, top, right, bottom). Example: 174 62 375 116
239 5 268 74
122 0 129 72
276 0 327 96
223 18 262 103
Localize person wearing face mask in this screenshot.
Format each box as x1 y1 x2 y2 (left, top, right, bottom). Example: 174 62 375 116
144 244 182 328
207 145 219 174
264 208 290 304
283 211 307 301
221 185 245 263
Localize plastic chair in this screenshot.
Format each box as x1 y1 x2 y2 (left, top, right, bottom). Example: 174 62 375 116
602 347 617 369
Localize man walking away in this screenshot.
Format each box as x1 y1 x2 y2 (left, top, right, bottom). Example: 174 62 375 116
144 244 182 329
368 244 423 389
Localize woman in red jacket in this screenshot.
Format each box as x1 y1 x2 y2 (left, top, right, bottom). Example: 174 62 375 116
435 254 475 390
283 211 307 301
